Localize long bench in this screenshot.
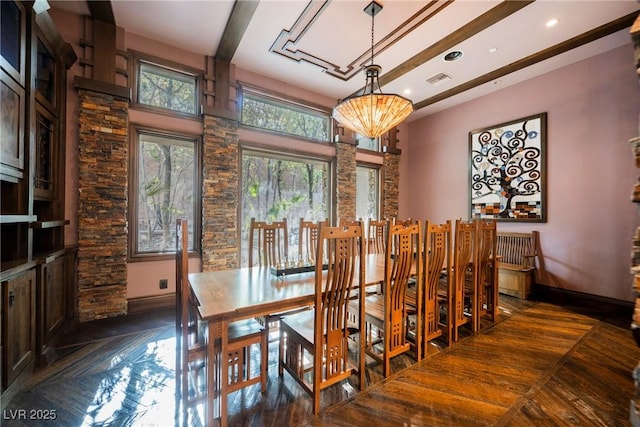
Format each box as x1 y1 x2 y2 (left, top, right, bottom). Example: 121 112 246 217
496 231 539 299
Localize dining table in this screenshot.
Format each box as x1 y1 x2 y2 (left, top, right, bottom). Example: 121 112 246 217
188 253 389 426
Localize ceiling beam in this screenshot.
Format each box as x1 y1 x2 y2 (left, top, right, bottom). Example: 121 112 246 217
415 11 638 110
377 0 535 89
86 0 115 25
216 0 259 61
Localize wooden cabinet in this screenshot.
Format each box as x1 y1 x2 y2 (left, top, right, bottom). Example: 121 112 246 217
37 254 65 359
1 1 76 394
2 269 35 389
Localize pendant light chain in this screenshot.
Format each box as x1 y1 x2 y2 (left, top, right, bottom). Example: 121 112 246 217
370 3 375 66
332 1 414 139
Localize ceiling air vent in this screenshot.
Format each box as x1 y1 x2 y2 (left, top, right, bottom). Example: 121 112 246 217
427 73 451 86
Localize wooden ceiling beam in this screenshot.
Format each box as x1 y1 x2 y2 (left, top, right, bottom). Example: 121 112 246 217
87 0 115 26
415 11 638 110
216 0 259 62
377 0 535 89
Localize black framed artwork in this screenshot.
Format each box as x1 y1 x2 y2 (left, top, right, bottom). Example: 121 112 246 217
469 112 547 222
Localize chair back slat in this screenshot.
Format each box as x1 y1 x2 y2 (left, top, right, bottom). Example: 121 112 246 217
496 231 536 267
368 219 387 254
299 218 326 263
249 218 288 267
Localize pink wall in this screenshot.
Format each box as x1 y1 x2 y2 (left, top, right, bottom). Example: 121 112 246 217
403 44 640 302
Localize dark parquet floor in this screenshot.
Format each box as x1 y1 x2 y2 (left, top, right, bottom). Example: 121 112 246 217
2 292 639 426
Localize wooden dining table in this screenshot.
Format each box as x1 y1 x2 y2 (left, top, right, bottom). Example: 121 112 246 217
188 253 388 426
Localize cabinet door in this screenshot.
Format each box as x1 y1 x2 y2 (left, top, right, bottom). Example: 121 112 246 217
2 268 35 388
44 256 65 339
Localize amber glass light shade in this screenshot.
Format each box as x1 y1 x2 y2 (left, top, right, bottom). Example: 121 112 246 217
333 65 413 139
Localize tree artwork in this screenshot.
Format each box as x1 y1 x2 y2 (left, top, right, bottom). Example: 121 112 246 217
469 113 546 222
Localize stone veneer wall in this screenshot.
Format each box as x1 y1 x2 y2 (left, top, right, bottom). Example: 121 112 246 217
76 89 128 322
201 115 239 271
335 141 357 221
382 152 400 220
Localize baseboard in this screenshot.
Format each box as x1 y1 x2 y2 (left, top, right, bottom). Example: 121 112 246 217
534 283 633 315
127 294 175 314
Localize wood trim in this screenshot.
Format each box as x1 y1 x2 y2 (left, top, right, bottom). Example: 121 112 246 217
376 1 534 90
415 12 638 110
92 20 116 84
202 105 240 121
271 1 454 82
128 294 175 314
73 75 131 100
87 0 115 26
535 283 634 314
216 0 259 61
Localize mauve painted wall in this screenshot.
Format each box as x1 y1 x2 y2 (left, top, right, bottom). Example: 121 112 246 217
402 44 640 302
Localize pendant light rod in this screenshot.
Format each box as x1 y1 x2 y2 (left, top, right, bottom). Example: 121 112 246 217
332 1 413 139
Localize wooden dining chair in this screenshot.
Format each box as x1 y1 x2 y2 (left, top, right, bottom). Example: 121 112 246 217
248 217 288 267
473 219 499 331
278 223 366 414
423 220 453 349
298 218 326 264
451 219 476 343
175 219 207 424
248 217 293 343
367 219 386 254
176 220 267 424
351 221 423 377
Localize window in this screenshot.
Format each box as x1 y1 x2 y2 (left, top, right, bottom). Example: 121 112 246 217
356 134 380 151
136 60 198 115
130 128 200 258
240 85 330 142
356 164 380 222
240 149 331 266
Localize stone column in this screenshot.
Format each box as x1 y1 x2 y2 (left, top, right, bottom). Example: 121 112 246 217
76 87 128 322
335 141 357 222
382 151 400 221
201 115 239 271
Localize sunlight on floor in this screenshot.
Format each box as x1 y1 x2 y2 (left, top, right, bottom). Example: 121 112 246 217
81 336 177 426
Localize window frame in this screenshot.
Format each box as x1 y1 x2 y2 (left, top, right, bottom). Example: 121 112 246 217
356 162 382 222
355 134 381 152
128 125 202 261
130 49 202 119
239 144 335 266
239 82 332 143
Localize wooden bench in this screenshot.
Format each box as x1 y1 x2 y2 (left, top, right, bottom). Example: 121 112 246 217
496 231 538 299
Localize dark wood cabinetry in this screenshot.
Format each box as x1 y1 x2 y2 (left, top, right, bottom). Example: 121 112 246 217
0 1 76 396
2 269 36 389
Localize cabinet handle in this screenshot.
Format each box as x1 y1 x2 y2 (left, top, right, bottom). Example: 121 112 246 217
9 290 15 306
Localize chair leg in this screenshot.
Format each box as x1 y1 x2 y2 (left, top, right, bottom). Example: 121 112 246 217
278 327 285 376
261 326 268 393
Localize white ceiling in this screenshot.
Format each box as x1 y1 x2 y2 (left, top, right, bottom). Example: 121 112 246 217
50 0 639 122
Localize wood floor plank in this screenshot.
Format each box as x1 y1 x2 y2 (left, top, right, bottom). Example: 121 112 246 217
4 298 639 426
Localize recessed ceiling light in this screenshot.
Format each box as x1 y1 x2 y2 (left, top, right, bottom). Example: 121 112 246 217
444 51 463 61
489 47 498 53
403 89 412 95
546 18 558 28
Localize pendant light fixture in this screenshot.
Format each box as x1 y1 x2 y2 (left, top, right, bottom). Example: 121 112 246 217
332 1 413 139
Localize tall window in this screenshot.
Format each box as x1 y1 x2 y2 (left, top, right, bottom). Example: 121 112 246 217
130 129 199 258
240 85 330 142
241 149 331 266
135 59 198 115
356 164 380 221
